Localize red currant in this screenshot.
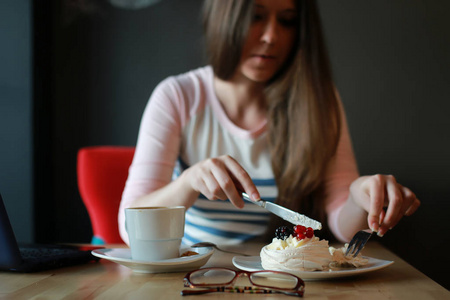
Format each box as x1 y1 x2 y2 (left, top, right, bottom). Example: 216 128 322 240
297 232 306 240
305 227 314 238
294 225 306 233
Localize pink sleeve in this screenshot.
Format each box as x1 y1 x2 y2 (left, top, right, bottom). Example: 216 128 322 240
118 78 188 243
323 98 360 242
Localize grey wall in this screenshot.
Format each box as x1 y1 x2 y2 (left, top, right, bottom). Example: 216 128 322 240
39 0 206 243
319 1 450 289
2 0 448 289
0 0 33 242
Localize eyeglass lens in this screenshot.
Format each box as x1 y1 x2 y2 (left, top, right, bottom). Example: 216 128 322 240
250 272 298 289
189 269 298 289
190 269 236 285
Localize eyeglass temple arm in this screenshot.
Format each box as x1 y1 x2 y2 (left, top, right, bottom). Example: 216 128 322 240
181 288 218 296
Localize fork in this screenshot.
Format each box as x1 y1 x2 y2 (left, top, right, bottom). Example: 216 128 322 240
345 230 373 257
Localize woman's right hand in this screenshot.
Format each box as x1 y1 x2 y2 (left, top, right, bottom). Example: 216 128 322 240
181 155 261 208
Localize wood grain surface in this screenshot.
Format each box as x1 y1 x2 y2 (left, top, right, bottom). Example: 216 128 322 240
0 242 448 299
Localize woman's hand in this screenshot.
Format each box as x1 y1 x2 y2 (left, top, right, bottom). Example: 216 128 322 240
349 175 420 237
182 155 260 208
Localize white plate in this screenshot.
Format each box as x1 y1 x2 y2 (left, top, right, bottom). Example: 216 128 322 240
232 256 394 280
92 247 214 273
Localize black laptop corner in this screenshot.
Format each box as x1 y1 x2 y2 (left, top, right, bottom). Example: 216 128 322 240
0 193 100 272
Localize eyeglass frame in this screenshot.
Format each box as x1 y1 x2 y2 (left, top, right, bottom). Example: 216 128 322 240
183 267 305 296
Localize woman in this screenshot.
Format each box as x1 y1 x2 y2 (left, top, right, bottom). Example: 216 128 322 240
118 0 420 245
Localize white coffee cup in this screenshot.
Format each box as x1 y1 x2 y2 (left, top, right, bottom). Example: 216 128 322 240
125 206 185 261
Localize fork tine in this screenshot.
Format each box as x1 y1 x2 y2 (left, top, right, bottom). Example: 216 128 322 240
345 235 360 256
352 238 369 257
345 230 373 257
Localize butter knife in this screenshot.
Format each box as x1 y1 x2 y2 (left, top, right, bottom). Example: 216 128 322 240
242 192 322 230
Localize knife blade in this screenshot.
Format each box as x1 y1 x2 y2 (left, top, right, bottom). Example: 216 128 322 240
242 192 322 230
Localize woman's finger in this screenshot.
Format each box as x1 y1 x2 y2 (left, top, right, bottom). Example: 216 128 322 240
189 158 233 202
405 198 421 216
192 163 226 200
203 171 228 200
382 185 420 235
402 186 421 216
209 161 244 208
379 209 386 226
380 176 402 234
388 186 412 228
221 155 260 203
367 175 385 232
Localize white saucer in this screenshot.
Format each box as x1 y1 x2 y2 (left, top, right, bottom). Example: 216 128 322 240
92 247 214 273
232 256 394 280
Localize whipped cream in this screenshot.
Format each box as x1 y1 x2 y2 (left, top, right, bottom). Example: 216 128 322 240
261 237 369 272
329 244 369 268
260 235 332 271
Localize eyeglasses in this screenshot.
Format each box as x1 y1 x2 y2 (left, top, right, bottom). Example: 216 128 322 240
182 267 305 297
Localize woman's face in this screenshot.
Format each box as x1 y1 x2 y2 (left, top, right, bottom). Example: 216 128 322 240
235 0 298 84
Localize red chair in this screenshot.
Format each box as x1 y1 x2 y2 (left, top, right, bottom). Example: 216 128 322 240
77 146 135 244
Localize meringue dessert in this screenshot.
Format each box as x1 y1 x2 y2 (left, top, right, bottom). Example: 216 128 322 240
260 226 368 272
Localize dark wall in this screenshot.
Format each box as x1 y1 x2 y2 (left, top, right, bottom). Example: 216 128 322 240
0 0 33 242
319 1 450 289
5 0 447 289
35 0 205 243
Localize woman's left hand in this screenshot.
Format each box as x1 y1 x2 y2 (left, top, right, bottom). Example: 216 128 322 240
349 174 421 237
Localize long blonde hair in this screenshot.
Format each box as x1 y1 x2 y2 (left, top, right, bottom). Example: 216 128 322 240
203 0 341 239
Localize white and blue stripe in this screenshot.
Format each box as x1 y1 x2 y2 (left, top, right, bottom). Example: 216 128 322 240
181 172 277 245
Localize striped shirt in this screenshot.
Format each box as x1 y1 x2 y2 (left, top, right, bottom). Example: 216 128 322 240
119 66 360 245
176 159 277 245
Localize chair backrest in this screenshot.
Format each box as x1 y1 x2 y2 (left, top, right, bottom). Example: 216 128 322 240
77 146 135 244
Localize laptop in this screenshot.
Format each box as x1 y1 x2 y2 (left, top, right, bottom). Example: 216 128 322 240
0 193 100 272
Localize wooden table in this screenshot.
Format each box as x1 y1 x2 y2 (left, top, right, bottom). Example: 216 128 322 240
0 242 448 299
